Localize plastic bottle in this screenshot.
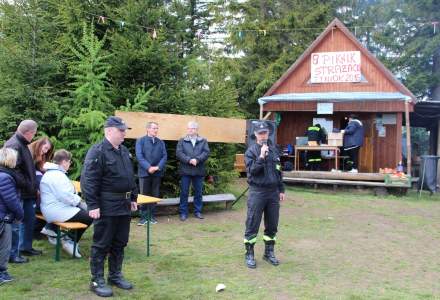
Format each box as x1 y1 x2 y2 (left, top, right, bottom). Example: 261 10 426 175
397 161 403 172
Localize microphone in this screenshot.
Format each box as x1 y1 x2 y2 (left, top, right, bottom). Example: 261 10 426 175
262 139 269 156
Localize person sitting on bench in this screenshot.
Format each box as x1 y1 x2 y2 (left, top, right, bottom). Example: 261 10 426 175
40 149 92 258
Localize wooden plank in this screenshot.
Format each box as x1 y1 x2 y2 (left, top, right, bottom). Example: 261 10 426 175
36 213 88 229
137 194 161 204
283 170 386 181
72 181 81 193
283 177 409 188
359 114 374 172
234 154 246 173
53 222 88 230
115 111 246 143
157 194 236 206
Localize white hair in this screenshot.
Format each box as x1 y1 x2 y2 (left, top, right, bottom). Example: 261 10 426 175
187 121 199 129
17 119 38 134
146 122 158 128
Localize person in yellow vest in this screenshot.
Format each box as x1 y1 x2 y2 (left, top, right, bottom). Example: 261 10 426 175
305 124 326 171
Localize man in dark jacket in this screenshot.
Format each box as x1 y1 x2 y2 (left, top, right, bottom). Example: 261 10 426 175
81 116 138 297
176 121 210 221
135 121 167 225
244 121 285 269
342 114 365 173
4 120 39 263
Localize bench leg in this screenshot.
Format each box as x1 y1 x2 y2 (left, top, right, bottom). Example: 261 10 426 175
225 201 233 210
55 227 61 262
73 230 78 259
147 209 151 257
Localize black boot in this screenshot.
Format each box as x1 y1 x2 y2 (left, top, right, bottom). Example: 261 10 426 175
108 250 133 290
245 243 256 269
90 250 113 297
263 242 279 266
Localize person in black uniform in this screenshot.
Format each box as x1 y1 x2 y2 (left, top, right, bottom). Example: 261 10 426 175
305 123 326 171
243 121 285 269
81 116 138 297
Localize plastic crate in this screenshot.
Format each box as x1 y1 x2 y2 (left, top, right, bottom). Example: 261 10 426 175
384 174 411 186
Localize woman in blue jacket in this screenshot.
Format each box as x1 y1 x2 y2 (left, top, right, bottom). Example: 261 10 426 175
343 114 365 173
0 147 24 285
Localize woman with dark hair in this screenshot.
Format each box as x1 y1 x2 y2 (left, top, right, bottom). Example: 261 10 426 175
28 137 55 244
28 137 54 174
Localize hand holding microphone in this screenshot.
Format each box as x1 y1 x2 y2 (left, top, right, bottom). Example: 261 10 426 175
260 140 269 159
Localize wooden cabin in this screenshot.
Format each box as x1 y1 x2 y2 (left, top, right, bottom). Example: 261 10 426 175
259 18 416 173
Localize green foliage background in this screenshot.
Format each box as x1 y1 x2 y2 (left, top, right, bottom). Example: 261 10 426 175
0 0 438 195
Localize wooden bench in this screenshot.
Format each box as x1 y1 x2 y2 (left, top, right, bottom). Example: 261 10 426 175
234 154 246 173
137 195 161 257
157 193 236 210
36 214 87 261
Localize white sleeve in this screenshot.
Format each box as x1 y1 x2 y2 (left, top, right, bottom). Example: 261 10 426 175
52 173 81 207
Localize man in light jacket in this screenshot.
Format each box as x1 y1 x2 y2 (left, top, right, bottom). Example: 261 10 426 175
40 149 92 258
176 121 210 221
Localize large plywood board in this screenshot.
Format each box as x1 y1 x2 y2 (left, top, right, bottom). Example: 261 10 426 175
115 111 246 143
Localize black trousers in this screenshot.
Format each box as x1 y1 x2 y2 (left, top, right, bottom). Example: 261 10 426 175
307 151 322 171
244 186 280 243
139 176 161 217
66 209 93 242
346 146 360 169
90 215 130 279
91 215 130 255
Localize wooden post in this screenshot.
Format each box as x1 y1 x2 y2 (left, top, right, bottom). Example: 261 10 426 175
437 120 440 187
405 100 412 176
263 112 272 120
259 103 263 120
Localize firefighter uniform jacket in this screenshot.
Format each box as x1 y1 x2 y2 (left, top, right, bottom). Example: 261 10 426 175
81 138 138 217
245 141 285 193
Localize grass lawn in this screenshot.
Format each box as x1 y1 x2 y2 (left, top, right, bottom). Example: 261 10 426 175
3 179 440 299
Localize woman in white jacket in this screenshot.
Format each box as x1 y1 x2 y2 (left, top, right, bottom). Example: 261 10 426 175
40 149 92 258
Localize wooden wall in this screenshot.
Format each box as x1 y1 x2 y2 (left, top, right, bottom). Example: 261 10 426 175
264 100 412 113
115 111 246 143
270 28 400 95
372 112 402 170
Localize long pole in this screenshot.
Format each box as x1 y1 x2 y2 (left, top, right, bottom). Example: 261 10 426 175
405 100 412 176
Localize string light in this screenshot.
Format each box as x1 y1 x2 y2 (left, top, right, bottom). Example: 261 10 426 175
1 10 438 36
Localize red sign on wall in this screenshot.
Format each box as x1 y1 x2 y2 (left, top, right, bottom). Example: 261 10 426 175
311 51 361 83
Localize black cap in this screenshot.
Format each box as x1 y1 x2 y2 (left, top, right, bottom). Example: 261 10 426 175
104 116 131 130
349 114 358 119
254 121 269 134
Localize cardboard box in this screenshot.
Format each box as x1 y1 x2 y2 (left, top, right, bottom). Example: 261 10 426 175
308 141 318 146
296 136 308 146
328 132 343 140
328 139 343 146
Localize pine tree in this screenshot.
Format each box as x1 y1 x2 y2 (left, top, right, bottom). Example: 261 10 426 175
337 0 440 100
59 22 112 178
0 0 63 140
224 0 336 116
